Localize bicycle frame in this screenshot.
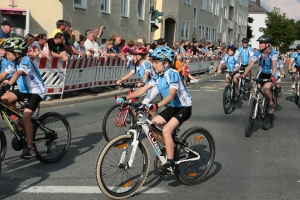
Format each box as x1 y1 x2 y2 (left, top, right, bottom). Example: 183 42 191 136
118 104 201 168
250 81 267 119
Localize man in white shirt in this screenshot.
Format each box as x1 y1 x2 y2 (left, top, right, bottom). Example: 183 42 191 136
83 31 100 57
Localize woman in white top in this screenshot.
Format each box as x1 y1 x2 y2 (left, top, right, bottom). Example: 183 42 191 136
31 34 50 60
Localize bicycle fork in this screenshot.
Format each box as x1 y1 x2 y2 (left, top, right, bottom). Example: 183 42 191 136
115 106 130 127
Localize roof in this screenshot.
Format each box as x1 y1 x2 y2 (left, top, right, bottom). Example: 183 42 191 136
289 40 300 49
248 1 268 13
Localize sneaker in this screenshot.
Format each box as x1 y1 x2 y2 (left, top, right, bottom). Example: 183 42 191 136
268 104 275 115
21 146 36 159
292 82 295 89
277 91 282 98
158 162 174 175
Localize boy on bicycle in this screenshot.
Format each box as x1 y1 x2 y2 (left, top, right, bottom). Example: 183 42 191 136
241 35 278 114
116 46 192 175
0 37 46 159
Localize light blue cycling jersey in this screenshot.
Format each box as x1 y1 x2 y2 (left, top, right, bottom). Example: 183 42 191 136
251 49 278 74
290 52 300 66
149 68 192 107
1 57 12 79
5 56 46 99
235 46 254 66
275 60 283 78
220 54 239 72
131 60 156 84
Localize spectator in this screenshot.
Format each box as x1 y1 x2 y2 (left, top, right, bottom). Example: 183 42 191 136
157 38 167 47
0 20 12 39
49 20 65 38
24 34 38 56
175 55 183 79
146 43 151 51
32 33 50 60
47 32 68 61
113 36 122 53
93 25 105 44
99 41 117 57
74 35 90 56
63 22 85 57
209 61 217 76
119 39 126 54
192 41 199 56
84 31 100 57
122 40 135 55
178 41 186 55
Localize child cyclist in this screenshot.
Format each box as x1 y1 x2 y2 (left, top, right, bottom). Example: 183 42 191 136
0 37 46 159
0 38 12 84
116 46 192 175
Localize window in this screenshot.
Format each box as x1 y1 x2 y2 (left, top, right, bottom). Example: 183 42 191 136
121 0 129 17
238 14 242 26
199 25 205 40
224 7 228 19
214 1 219 16
183 0 191 5
234 12 238 23
201 0 207 11
74 0 87 10
222 30 227 43
138 0 145 20
193 8 197 28
182 21 190 39
208 0 212 13
101 0 110 14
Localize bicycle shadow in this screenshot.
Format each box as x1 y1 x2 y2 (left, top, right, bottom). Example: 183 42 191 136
0 131 102 198
285 95 298 105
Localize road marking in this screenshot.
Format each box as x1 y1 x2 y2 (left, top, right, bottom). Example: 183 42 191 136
205 90 219 92
286 90 294 92
19 186 170 194
189 90 201 91
208 80 223 82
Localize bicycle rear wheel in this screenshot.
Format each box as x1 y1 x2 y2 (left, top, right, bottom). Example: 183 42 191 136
294 83 299 105
245 97 257 137
223 85 234 114
96 134 150 199
33 112 72 164
175 127 215 185
102 104 136 142
262 101 274 130
0 128 7 161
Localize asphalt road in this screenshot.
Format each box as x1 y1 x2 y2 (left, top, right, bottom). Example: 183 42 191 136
1 68 300 200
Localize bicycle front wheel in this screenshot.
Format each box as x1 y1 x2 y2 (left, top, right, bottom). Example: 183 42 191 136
96 134 150 199
33 112 72 164
223 85 234 114
102 104 136 142
175 127 215 185
0 128 7 161
245 97 257 137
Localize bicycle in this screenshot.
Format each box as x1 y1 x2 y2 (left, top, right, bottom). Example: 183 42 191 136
96 102 215 199
102 83 165 142
222 70 240 114
292 69 300 107
238 68 251 101
0 90 72 164
245 77 274 137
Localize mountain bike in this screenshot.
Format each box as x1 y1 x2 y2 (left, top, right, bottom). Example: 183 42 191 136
238 68 251 101
96 102 215 199
292 69 300 107
245 77 274 137
0 91 72 164
102 83 165 142
222 70 240 114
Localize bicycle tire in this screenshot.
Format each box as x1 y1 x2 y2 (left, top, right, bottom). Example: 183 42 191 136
223 85 234 114
175 127 215 185
0 128 7 161
96 134 150 199
33 112 72 164
245 97 257 137
294 83 298 105
102 104 136 142
262 101 273 130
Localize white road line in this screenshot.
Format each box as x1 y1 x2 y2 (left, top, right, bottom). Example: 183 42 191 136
19 186 169 194
205 90 219 92
189 90 201 91
208 80 224 82
218 88 224 90
286 90 294 92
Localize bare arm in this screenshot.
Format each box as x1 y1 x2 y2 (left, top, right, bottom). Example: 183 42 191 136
126 83 153 100
244 60 255 75
288 58 294 70
272 60 278 75
7 70 23 86
116 71 134 85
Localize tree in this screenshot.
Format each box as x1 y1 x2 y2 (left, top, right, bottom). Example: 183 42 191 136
259 7 296 51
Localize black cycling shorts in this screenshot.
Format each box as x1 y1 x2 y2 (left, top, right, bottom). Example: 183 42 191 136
158 106 192 125
256 72 271 87
12 90 42 112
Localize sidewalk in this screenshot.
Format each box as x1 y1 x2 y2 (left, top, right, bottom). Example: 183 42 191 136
40 73 208 108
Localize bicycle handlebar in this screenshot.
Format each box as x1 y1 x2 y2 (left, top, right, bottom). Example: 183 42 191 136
222 70 239 76
118 83 138 89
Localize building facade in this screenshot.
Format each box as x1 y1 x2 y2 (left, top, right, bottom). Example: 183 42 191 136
152 0 249 47
0 0 151 43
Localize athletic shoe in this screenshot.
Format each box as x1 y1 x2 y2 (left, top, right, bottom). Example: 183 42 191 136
269 104 275 114
277 91 282 98
292 82 295 89
21 146 36 159
158 163 174 175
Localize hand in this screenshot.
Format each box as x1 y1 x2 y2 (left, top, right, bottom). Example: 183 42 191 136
218 69 222 74
239 74 245 79
271 76 276 84
280 74 285 79
116 96 126 104
288 70 293 75
136 82 145 87
0 83 11 94
145 103 158 111
116 80 122 85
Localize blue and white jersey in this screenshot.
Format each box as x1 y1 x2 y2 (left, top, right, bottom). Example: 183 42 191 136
235 46 254 65
1 57 13 79
5 56 46 99
149 69 192 107
220 54 239 72
290 52 300 66
275 60 283 78
251 49 278 74
131 60 156 84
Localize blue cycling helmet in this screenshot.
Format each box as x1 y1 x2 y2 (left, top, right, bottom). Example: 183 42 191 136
150 46 175 63
227 45 236 50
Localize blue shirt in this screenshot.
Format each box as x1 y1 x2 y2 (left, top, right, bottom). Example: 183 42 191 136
290 52 300 66
235 46 254 65
131 60 155 84
0 28 9 39
5 56 46 99
113 44 120 53
0 58 13 79
149 69 192 107
221 54 239 72
252 49 278 74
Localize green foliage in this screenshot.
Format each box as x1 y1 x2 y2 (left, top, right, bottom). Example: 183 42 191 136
259 7 296 51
